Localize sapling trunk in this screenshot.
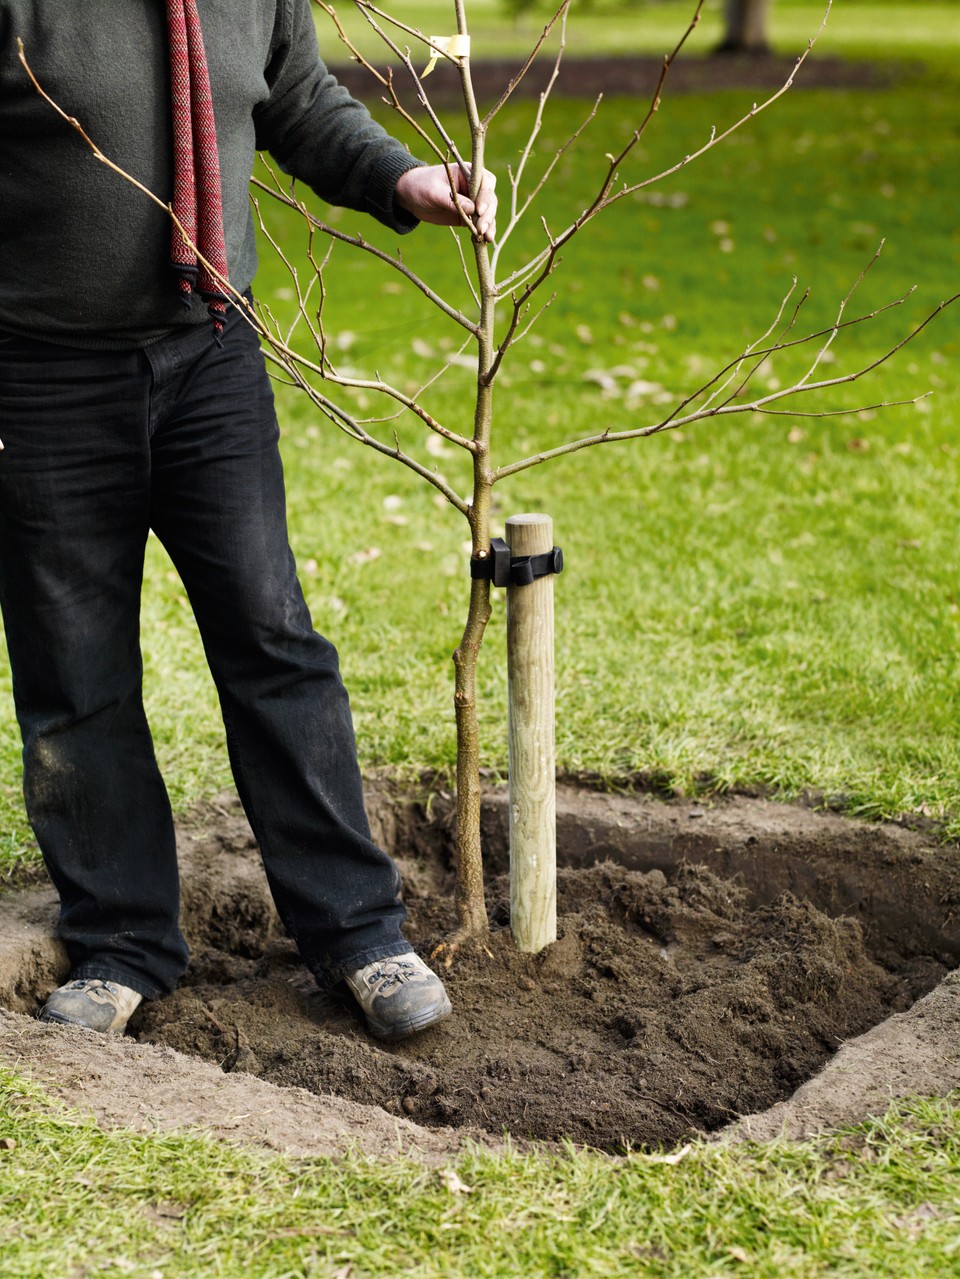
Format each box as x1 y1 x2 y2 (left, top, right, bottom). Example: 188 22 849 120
451 577 491 942
447 254 497 945
442 21 500 948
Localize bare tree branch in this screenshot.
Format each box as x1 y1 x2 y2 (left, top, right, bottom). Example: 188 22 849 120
758 394 931 418
251 195 328 355
495 1 831 300
353 332 478 427
317 0 468 175
481 0 572 128
493 289 959 480
693 278 807 416
492 94 601 275
249 182 479 450
485 291 557 385
252 167 479 335
450 223 482 310
663 278 917 431
264 348 471 512
346 0 445 54
490 6 601 273
796 239 885 389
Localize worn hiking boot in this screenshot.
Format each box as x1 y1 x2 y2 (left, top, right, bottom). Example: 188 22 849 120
39 978 143 1034
344 953 452 1041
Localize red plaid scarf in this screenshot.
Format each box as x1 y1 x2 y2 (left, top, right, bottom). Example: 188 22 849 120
166 0 230 341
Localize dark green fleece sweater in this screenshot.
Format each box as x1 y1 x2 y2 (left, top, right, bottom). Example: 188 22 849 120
0 0 420 346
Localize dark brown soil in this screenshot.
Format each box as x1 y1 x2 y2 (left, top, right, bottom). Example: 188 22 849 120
328 52 916 108
131 806 934 1153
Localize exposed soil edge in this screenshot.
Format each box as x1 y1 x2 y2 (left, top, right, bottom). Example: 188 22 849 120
721 968 960 1142
2 782 958 1155
0 1008 491 1164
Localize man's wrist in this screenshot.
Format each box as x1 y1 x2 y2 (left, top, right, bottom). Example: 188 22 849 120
392 160 428 226
365 152 424 233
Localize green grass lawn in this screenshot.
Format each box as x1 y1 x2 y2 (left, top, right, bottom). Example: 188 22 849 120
4 1071 960 1278
315 0 960 65
2 6 960 1275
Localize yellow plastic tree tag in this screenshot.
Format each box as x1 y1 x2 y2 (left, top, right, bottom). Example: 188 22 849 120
422 34 471 77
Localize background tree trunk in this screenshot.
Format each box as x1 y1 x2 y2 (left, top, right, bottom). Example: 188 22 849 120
716 0 772 54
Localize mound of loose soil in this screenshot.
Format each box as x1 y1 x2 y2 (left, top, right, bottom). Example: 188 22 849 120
134 853 914 1152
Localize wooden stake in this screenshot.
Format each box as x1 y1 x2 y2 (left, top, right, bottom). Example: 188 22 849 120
506 513 557 954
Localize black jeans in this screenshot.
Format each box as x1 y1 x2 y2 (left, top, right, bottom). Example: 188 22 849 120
0 307 409 999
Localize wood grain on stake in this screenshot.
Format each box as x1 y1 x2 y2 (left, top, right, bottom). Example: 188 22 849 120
506 514 557 953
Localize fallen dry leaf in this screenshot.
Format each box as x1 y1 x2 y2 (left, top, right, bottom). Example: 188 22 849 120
426 435 453 458
645 1142 693 1165
890 1201 942 1240
625 379 664 399
349 547 381 566
438 1168 474 1194
584 369 619 395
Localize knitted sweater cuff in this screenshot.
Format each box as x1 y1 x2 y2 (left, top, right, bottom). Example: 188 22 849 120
367 151 426 233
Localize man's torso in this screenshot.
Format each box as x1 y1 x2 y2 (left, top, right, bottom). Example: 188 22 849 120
0 1 278 346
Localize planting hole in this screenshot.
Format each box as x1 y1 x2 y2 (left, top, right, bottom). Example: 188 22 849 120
126 786 960 1152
